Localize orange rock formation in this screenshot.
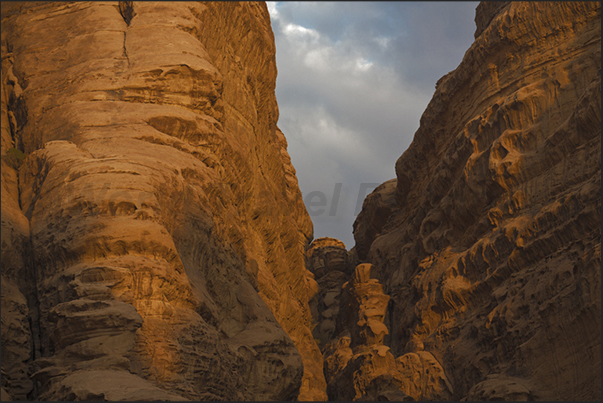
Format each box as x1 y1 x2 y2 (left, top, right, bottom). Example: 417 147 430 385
1 1 600 401
349 1 601 400
1 1 325 400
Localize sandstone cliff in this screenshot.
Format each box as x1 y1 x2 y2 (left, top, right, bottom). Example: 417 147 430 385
2 1 601 402
1 1 326 400
346 1 600 400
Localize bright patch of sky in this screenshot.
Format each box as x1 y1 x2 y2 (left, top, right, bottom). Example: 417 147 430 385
267 1 479 248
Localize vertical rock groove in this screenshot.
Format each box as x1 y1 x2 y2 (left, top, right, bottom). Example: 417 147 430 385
118 1 135 26
122 31 130 67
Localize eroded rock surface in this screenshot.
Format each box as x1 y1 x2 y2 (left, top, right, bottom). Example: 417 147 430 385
314 260 453 401
2 1 600 401
354 1 601 401
306 237 351 350
1 1 325 400
1 27 34 402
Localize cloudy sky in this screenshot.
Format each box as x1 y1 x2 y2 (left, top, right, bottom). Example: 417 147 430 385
267 2 479 249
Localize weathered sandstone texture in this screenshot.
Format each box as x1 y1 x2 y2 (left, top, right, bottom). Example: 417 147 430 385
306 237 351 349
315 259 454 401
2 1 601 401
1 1 326 400
350 1 601 401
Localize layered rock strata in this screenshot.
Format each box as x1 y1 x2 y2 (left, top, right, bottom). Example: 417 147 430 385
1 1 326 400
353 1 601 401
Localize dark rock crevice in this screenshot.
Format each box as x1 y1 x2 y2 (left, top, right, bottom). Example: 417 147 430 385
119 1 133 68
118 1 135 26
24 235 42 401
122 32 130 67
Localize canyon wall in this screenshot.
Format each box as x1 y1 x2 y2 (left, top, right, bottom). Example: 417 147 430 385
329 1 600 400
1 1 326 400
2 1 601 402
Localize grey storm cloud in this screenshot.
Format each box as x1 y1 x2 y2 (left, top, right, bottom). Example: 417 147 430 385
267 1 479 248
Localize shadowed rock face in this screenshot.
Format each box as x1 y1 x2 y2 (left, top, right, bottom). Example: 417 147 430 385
353 179 398 262
1 1 326 400
353 1 601 401
306 237 351 349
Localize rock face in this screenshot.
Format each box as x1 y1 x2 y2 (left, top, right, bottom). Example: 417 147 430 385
352 179 398 262
2 1 601 401
1 1 326 401
317 261 454 401
306 237 351 350
352 1 601 401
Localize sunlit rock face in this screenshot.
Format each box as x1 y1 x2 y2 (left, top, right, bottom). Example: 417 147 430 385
354 2 601 400
1 1 326 400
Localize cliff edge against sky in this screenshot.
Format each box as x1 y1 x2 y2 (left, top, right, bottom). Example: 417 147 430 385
341 1 600 400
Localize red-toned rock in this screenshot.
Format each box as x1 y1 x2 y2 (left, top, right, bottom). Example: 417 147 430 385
1 2 325 400
2 1 600 401
354 2 601 400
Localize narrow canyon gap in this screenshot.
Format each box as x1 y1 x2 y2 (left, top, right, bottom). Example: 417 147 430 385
1 1 600 401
